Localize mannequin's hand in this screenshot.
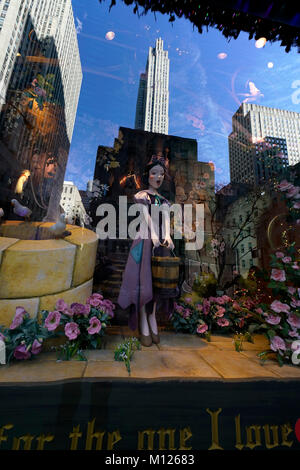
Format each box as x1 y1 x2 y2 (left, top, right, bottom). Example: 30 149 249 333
152 237 161 248
162 237 174 250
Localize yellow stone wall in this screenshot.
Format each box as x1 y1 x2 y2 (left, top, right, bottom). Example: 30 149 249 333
0 222 98 326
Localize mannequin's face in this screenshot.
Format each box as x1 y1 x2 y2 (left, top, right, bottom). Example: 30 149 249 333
148 164 164 190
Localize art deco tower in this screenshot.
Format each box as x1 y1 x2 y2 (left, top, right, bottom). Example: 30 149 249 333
135 38 169 135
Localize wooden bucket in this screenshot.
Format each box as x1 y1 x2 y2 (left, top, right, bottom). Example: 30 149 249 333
151 253 180 290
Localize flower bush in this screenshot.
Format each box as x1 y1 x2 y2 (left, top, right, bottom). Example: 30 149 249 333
171 294 254 340
41 293 115 360
0 307 53 364
250 244 300 366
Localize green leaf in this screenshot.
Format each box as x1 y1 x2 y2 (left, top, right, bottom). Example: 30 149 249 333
267 329 276 339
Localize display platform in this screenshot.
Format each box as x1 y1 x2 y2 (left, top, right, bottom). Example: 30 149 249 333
0 330 300 451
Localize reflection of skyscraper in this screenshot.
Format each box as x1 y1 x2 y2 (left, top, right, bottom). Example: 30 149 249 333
0 0 82 220
135 38 169 135
229 103 300 185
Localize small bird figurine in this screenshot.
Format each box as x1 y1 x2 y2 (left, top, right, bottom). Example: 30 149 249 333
11 199 32 221
48 213 71 238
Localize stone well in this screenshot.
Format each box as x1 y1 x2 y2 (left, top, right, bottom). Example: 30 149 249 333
0 221 98 326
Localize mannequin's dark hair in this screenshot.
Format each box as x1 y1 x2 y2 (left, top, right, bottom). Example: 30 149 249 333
141 160 170 188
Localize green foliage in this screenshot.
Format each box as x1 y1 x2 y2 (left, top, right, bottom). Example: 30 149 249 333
114 337 141 375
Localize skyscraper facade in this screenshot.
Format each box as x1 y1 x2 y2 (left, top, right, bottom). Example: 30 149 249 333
0 0 82 220
229 103 300 185
135 38 169 135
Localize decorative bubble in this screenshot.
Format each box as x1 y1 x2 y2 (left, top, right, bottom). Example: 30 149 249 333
105 31 115 41
267 62 274 68
217 52 227 60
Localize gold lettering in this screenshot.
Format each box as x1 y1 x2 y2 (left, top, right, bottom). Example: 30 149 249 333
85 419 105 450
206 408 223 450
245 425 261 449
263 425 279 449
157 428 176 450
36 434 55 450
69 425 82 450
0 424 13 448
12 434 35 450
234 415 244 450
107 430 122 450
281 423 293 448
137 429 156 450
179 427 193 450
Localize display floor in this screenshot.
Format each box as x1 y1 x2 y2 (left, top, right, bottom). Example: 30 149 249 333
1 329 300 382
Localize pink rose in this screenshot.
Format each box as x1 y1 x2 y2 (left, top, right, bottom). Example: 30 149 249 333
270 336 286 352
270 300 290 314
87 317 102 335
289 329 300 338
266 314 281 325
195 304 203 312
275 251 285 259
291 299 300 308
293 202 300 209
233 301 242 311
255 308 263 315
183 308 191 318
216 297 225 305
197 324 208 334
31 339 43 355
65 322 80 340
270 269 286 282
217 318 230 327
287 313 300 329
292 263 299 270
222 295 232 303
277 180 293 192
203 299 210 315
282 257 292 263
45 311 61 331
14 344 31 360
185 297 192 304
86 293 104 307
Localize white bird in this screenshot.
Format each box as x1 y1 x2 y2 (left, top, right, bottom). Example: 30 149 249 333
48 213 71 238
11 199 32 220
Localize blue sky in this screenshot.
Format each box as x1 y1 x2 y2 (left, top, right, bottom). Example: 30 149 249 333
65 0 300 189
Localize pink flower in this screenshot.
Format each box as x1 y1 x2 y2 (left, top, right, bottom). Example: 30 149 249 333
270 300 290 314
233 301 242 311
289 329 300 338
277 180 293 192
270 336 286 352
286 186 300 198
183 308 191 318
55 299 69 312
31 339 43 355
45 311 61 331
86 293 104 307
222 295 232 303
185 297 192 304
270 269 286 282
197 323 208 334
288 286 296 295
216 297 225 305
203 299 210 315
65 322 80 340
282 257 292 263
255 308 263 315
292 263 299 270
265 314 281 325
9 307 27 330
287 313 300 329
217 318 230 327
275 251 285 258
291 340 300 351
291 298 300 308
215 307 226 317
293 202 300 209
14 344 31 360
87 317 102 335
175 304 184 314
70 303 89 315
195 304 203 312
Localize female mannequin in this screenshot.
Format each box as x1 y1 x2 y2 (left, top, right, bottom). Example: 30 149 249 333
117 156 177 346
